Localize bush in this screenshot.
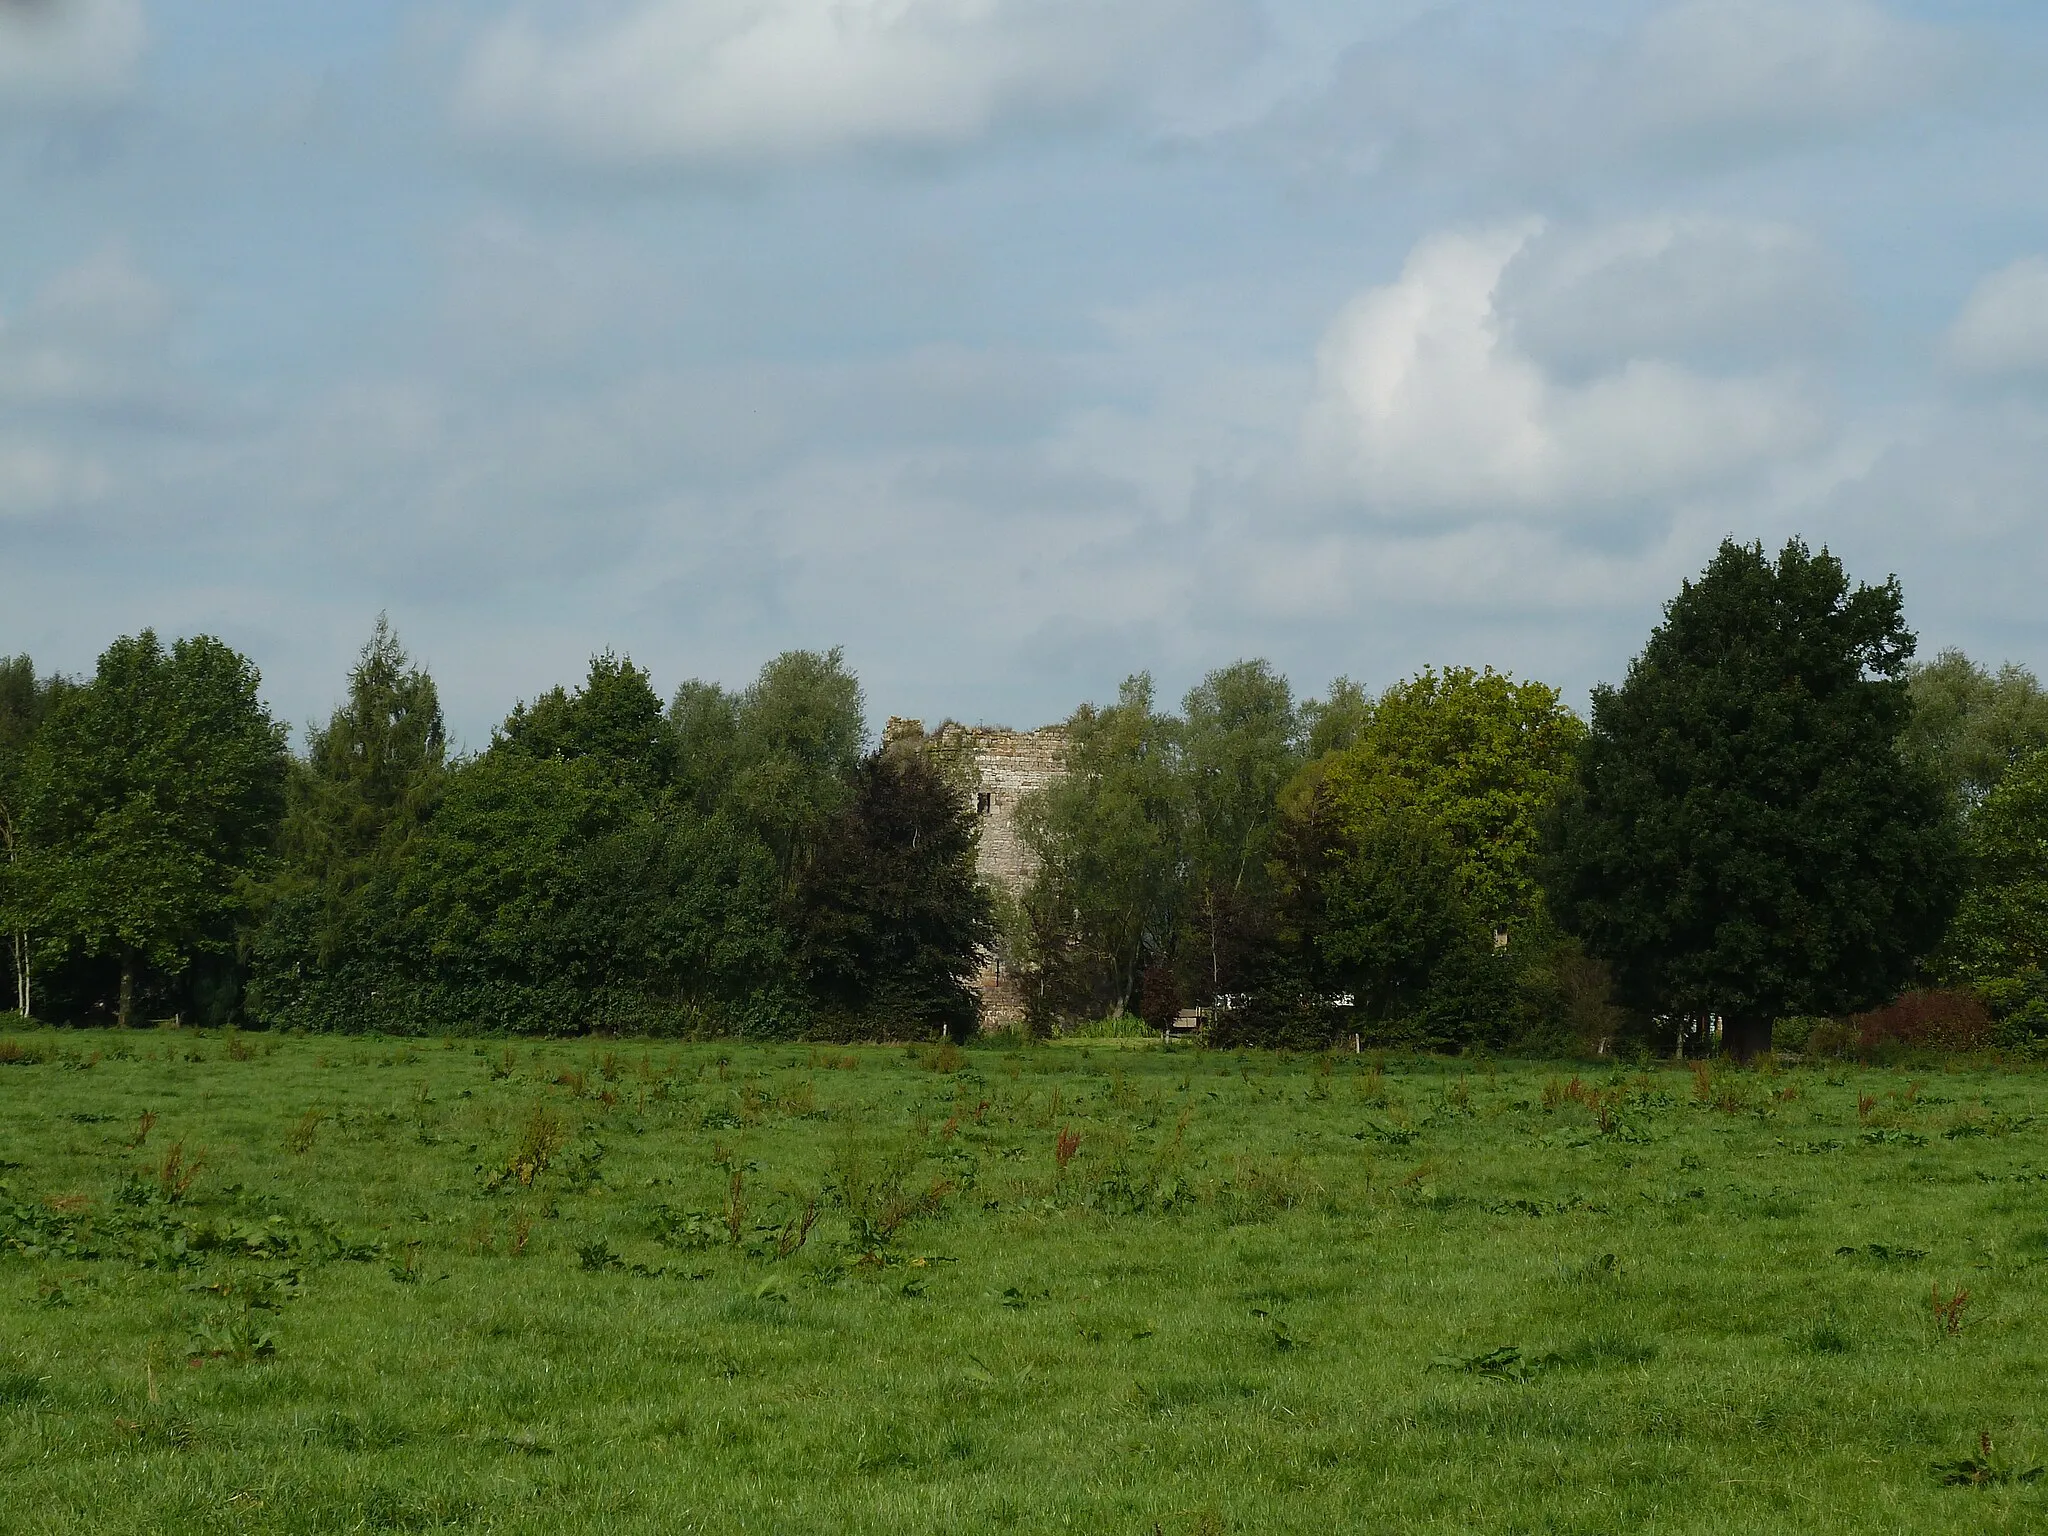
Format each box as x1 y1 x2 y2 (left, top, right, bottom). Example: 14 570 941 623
1801 1019 1859 1059
1773 1016 1825 1053
1850 989 1992 1053
1060 1014 1158 1040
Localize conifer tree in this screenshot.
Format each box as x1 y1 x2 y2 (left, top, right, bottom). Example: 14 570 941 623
1545 539 1960 1059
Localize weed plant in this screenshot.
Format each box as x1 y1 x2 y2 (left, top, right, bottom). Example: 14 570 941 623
2 1029 2047 1531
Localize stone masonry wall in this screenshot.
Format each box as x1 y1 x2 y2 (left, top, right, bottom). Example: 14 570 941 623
886 717 1068 1027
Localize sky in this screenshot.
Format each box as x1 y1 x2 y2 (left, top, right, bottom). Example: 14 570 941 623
3 0 2047 748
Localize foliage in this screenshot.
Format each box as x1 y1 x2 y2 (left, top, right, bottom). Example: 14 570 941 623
1298 676 1371 760
1235 668 1583 1051
19 632 288 1025
1177 661 1301 999
248 640 983 1038
251 639 814 1034
0 656 72 1018
262 747 795 1036
1936 745 2048 1049
1259 779 1471 1041
1902 649 2048 813
1018 674 1185 1019
251 618 446 1005
1847 989 1994 1054
794 746 995 1040
1321 666 1584 933
1545 539 1962 1054
720 647 867 889
500 649 674 791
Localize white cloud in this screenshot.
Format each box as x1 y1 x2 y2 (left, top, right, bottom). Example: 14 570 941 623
0 244 173 413
455 0 1259 165
0 0 144 105
1945 257 2048 379
0 439 108 513
27 242 168 338
1305 224 1825 512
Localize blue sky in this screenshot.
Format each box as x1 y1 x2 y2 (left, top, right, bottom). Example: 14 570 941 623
4 0 2047 745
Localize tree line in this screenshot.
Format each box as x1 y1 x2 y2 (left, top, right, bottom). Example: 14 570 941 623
0 625 989 1038
3 538 2047 1054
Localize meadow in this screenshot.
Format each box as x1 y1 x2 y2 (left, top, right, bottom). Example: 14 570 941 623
2 1027 2047 1534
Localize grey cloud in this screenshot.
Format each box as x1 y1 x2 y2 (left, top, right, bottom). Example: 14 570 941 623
1608 0 1948 161
1496 218 1847 381
1800 396 2048 667
0 0 143 106
1270 0 1957 189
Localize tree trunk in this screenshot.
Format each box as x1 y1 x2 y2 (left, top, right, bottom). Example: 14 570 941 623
1724 1012 1772 1063
119 950 136 1030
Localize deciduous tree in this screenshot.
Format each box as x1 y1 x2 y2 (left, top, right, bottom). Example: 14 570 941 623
1901 649 2048 813
1018 674 1184 1019
795 745 994 1038
23 632 288 1026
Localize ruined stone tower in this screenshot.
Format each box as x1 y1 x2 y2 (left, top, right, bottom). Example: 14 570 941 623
885 717 1068 1026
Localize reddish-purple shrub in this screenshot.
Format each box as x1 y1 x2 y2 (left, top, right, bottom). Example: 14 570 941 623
1852 989 1992 1052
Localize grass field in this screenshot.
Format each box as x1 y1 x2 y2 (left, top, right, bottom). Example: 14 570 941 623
4 1026 2048 1533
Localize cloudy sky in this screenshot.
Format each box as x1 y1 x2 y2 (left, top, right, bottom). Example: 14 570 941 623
4 0 2046 744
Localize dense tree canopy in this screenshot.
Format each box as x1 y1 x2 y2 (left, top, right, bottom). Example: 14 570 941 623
247 633 975 1039
500 650 674 791
1937 746 2048 1043
1179 661 1300 997
1545 539 1961 1059
22 632 288 1026
795 745 994 1038
1018 674 1187 1019
1319 667 1583 933
1901 650 2048 813
1244 669 1574 1050
11 559 2022 1055
0 656 71 1017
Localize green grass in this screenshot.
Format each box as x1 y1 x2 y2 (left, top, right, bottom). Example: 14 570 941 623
3 1027 2048 1532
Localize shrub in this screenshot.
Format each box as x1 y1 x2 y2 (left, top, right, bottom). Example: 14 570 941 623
1803 1019 1859 1059
1850 989 1992 1053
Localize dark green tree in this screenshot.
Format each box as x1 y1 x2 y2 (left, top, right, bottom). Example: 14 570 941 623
389 751 792 1034
286 618 445 899
1239 666 1579 1051
794 745 994 1039
501 651 675 790
1544 539 1961 1060
247 619 446 1027
1262 768 1478 1042
22 632 288 1026
669 678 742 815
